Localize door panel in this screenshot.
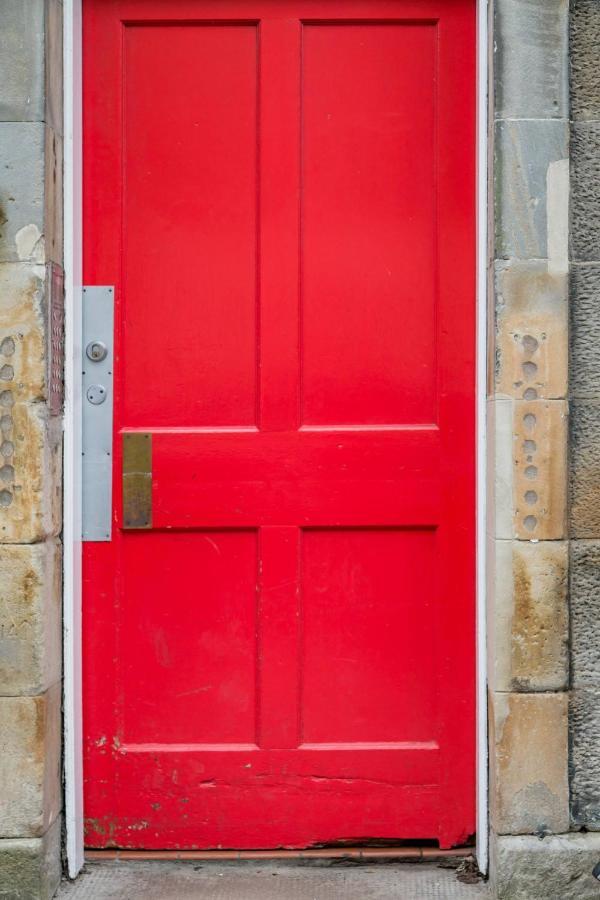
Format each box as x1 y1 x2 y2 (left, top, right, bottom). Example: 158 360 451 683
83 0 476 850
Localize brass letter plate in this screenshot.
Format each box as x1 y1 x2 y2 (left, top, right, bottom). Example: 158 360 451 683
122 433 152 529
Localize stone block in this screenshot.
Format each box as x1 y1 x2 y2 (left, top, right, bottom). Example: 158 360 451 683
571 541 600 687
570 264 600 399
491 832 600 900
494 0 568 119
490 540 568 693
0 124 45 265
570 401 600 538
0 816 61 900
495 119 568 260
571 123 600 263
494 260 567 401
0 684 61 838
570 686 600 829
0 540 61 696
0 263 48 404
512 399 567 540
0 401 62 544
489 691 569 835
0 1 45 123
571 0 600 122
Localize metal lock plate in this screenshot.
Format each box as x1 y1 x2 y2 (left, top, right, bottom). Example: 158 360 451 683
82 287 114 541
87 384 107 405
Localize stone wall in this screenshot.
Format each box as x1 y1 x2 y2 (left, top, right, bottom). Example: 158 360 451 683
490 1 600 897
0 2 64 898
569 0 600 835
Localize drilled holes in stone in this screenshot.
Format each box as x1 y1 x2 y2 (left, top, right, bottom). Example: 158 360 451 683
523 514 538 532
515 331 543 399
0 337 15 357
0 379 15 509
520 407 541 535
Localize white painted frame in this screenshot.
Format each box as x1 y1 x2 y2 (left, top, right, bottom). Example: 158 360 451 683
61 0 489 878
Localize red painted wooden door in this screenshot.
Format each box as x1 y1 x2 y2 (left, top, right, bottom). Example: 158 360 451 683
83 0 476 850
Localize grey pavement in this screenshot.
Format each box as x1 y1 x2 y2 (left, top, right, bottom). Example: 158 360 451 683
56 860 489 899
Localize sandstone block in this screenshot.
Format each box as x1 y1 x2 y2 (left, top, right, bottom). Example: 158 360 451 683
571 541 600 687
495 119 568 260
512 399 567 540
494 260 567 401
44 127 63 267
491 832 600 900
570 264 600 400
0 816 61 900
570 686 600 829
494 0 568 119
0 684 61 838
570 401 600 538
0 1 45 124
0 399 61 544
0 124 45 265
0 540 61 696
570 0 600 122
489 691 569 835
571 123 600 263
0 263 48 404
490 540 568 693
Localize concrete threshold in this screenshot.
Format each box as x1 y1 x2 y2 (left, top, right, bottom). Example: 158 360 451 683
57 859 489 899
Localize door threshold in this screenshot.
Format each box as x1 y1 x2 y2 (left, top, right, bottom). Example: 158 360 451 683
86 847 471 862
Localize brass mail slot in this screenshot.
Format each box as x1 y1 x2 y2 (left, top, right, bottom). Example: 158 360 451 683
122 432 152 529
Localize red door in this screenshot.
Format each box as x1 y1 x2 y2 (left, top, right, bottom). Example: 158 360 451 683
83 0 476 850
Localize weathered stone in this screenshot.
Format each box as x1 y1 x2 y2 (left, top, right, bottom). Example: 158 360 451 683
0 263 47 404
571 541 600 687
570 686 600 829
0 402 62 544
490 541 568 693
495 260 567 401
491 832 600 900
0 540 60 696
0 1 45 124
0 124 45 265
571 123 600 262
489 691 569 835
570 401 600 538
571 264 600 399
0 684 61 838
494 0 568 119
571 0 600 122
495 119 568 260
0 816 61 900
512 399 567 540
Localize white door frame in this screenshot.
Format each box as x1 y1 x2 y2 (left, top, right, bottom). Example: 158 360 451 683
62 0 490 878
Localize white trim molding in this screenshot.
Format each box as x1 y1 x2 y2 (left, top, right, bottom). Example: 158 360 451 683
61 0 490 876
63 0 84 878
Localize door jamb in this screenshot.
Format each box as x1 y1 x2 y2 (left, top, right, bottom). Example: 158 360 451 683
62 0 490 877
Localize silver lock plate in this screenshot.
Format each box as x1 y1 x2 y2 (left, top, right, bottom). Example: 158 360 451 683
82 287 114 541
